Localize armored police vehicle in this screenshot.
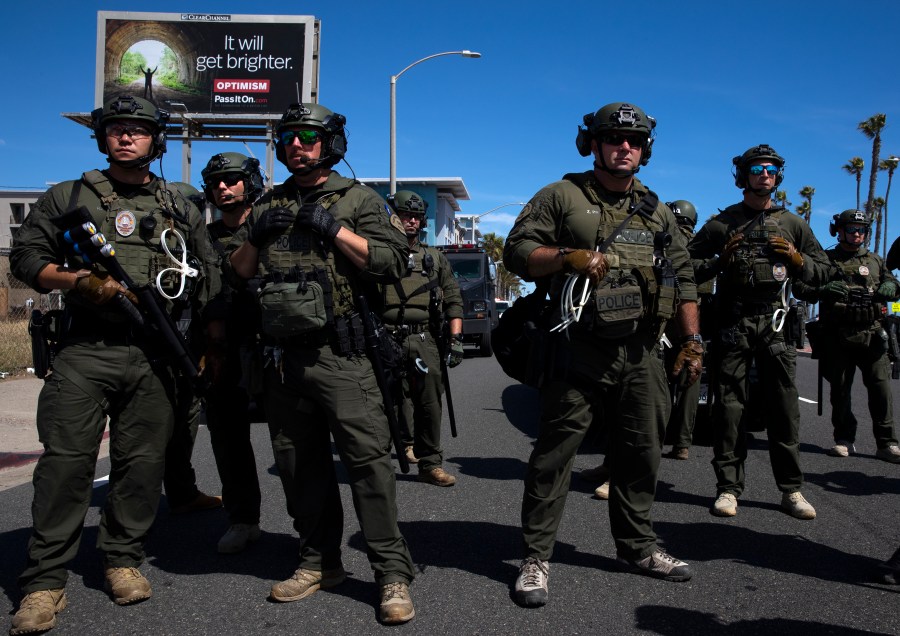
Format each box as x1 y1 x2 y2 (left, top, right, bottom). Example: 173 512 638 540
436 244 498 356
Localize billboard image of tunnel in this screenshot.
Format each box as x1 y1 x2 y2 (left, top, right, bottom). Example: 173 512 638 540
96 12 318 116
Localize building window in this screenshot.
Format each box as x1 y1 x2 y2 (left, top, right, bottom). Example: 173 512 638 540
11 203 25 224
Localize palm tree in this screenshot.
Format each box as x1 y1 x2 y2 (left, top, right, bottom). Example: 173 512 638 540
775 190 791 209
870 197 886 251
842 157 865 209
480 232 504 264
879 156 899 258
798 186 815 224
858 114 887 217
795 200 811 222
497 266 524 300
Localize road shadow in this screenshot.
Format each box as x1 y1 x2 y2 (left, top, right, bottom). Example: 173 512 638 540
633 604 894 635
804 469 900 497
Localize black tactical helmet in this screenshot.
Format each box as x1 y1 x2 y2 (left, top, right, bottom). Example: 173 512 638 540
201 152 263 205
732 144 785 189
829 209 871 237
274 102 347 170
576 102 656 166
90 95 169 167
387 191 428 216
667 200 697 228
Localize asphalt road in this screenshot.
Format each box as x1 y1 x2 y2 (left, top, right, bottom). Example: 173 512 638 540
1 353 898 635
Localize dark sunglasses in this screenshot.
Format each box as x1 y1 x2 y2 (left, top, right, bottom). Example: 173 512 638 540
601 133 646 147
748 165 779 176
205 173 243 187
843 225 868 235
279 129 322 145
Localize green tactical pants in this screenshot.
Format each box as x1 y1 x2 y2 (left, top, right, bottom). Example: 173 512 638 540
163 377 202 508
711 315 803 497
824 326 898 448
205 342 261 525
664 343 702 449
522 331 669 561
263 342 414 585
19 339 175 593
397 329 446 471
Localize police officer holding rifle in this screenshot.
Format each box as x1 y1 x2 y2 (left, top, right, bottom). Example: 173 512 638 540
9 95 221 634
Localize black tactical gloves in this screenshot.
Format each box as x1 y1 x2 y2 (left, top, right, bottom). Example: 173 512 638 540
296 203 341 239
820 280 849 304
248 207 296 248
447 337 464 368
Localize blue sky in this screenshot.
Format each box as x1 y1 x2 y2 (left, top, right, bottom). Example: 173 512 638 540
2 1 900 255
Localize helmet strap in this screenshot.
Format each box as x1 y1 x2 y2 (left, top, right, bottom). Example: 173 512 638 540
594 156 639 179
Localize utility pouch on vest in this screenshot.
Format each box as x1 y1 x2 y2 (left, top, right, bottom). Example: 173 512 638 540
590 276 643 339
258 281 328 338
633 265 677 322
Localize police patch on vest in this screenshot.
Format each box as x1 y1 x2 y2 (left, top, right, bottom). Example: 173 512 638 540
615 228 655 245
590 285 643 338
773 263 788 282
390 213 405 234
859 265 870 276
272 234 313 252
115 211 137 237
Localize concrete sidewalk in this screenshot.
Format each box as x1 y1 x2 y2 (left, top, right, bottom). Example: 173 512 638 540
0 376 43 490
0 376 111 491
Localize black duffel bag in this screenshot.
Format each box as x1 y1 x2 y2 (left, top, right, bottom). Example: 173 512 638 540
491 284 551 388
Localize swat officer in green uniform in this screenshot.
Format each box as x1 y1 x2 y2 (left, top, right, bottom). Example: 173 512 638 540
504 102 703 608
688 144 832 520
9 95 221 634
793 210 900 463
228 103 416 625
383 190 464 486
664 200 714 460
162 181 224 519
200 153 267 550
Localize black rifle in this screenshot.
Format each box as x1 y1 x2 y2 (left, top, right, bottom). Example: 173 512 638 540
886 315 900 380
357 294 410 473
52 206 206 391
430 288 458 437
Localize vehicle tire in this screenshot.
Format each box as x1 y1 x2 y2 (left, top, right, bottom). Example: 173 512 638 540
480 332 493 357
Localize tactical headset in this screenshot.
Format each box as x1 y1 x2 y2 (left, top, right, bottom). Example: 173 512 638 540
201 153 264 204
732 144 785 189
91 95 169 165
274 103 347 169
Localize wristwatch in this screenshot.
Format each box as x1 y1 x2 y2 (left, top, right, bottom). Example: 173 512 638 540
680 334 703 345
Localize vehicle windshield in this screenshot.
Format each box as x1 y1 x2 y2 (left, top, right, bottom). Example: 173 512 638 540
496 300 510 311
449 258 483 279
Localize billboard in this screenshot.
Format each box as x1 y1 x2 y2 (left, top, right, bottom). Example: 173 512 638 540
96 12 319 116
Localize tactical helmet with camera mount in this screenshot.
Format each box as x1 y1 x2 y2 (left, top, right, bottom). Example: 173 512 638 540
274 103 347 173
201 152 264 210
732 144 785 194
829 208 870 238
91 95 169 168
667 200 697 229
576 102 656 175
387 190 428 216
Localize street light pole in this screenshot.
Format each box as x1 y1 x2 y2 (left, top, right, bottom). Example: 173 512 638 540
389 50 481 196
884 156 899 259
468 202 526 244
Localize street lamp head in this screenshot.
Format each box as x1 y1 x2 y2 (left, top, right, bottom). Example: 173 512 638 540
461 50 482 58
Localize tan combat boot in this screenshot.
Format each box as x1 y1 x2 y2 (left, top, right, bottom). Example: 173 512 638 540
417 467 457 487
380 581 415 624
104 567 152 605
270 567 347 602
10 589 67 635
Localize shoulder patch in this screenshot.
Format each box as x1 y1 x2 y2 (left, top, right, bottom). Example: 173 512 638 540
390 211 405 233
